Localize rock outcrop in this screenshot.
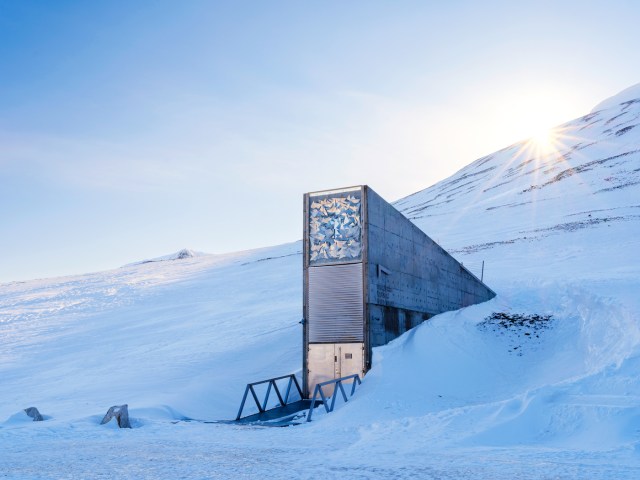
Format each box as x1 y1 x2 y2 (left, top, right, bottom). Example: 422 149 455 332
100 404 131 428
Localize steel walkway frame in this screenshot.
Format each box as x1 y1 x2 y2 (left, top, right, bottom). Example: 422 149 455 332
236 374 303 421
307 374 361 422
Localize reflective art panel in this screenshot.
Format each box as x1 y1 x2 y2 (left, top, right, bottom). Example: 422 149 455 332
309 191 362 265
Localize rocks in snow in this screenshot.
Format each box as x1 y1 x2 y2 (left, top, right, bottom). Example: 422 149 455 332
100 404 131 428
24 407 44 421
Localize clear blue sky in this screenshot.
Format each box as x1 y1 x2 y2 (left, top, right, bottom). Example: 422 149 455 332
2 0 640 282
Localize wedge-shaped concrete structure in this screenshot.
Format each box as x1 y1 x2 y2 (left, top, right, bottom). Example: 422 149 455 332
302 185 496 397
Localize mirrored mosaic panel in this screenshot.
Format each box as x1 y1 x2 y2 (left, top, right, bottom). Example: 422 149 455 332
309 191 362 265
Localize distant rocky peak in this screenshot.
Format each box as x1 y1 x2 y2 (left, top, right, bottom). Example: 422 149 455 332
124 248 206 267
175 249 196 260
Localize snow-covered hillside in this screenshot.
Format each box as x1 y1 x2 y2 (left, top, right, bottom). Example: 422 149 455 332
1 85 640 479
395 83 640 285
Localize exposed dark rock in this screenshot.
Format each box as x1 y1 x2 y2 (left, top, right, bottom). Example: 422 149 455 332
520 149 640 193
478 312 555 356
175 249 194 259
615 125 636 136
100 404 131 428
481 312 553 329
24 407 43 421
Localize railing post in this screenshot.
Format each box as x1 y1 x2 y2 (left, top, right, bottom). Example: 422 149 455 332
236 386 251 421
329 381 339 412
272 380 285 407
351 375 361 395
318 385 330 413
249 385 264 413
307 385 322 422
291 375 303 398
261 381 273 412
283 376 293 404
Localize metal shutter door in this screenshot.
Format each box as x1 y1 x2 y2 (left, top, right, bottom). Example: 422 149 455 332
308 262 364 342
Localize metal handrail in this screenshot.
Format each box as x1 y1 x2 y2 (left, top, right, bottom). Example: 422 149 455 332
236 374 303 421
307 374 362 422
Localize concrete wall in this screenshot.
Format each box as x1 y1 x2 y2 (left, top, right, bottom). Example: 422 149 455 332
364 186 495 350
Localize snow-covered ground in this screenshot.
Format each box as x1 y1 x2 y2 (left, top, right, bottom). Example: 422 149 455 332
1 85 640 478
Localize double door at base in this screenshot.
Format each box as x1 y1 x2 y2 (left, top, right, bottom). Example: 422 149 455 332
307 342 364 397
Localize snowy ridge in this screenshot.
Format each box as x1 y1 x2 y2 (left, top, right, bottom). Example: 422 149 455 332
591 82 640 113
394 85 640 283
1 85 640 478
123 248 208 266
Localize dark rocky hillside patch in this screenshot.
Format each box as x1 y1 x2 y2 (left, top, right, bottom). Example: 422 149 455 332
482 312 553 329
479 312 554 356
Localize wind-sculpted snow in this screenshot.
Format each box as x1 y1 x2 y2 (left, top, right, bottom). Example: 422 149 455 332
2 86 640 478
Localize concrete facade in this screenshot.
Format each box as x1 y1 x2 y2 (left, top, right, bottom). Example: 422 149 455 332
365 187 496 357
303 185 495 397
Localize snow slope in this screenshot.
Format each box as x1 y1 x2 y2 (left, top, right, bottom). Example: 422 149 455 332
0 242 303 422
395 81 640 286
1 85 640 479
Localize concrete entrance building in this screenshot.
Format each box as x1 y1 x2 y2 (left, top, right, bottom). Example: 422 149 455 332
302 185 496 397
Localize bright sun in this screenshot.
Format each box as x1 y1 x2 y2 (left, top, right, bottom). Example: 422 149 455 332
529 126 558 153
496 87 576 156
532 128 553 148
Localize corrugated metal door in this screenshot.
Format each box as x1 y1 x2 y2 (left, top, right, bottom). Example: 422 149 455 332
308 262 364 343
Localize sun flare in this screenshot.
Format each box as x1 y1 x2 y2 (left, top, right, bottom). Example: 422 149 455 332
529 127 557 153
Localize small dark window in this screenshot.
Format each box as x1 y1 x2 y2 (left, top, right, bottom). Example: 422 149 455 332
345 353 353 359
